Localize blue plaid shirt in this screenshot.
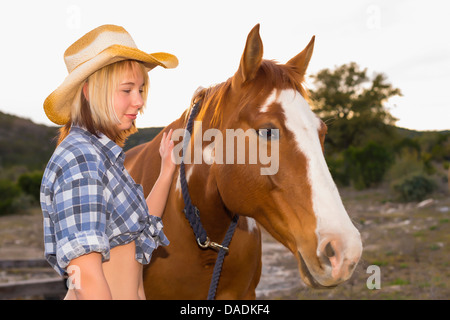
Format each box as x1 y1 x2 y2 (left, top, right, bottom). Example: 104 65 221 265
40 125 169 276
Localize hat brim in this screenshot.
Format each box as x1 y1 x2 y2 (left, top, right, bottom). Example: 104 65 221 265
44 45 178 125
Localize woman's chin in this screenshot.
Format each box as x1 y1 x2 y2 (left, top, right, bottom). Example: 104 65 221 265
117 120 134 131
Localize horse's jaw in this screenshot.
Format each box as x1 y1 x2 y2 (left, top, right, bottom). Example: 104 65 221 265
261 220 359 289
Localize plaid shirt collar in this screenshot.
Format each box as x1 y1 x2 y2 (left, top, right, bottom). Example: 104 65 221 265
71 125 125 167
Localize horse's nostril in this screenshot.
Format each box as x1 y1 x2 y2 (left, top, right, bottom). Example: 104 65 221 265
316 235 362 283
324 242 335 258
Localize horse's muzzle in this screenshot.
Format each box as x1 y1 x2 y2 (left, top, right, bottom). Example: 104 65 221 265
297 231 362 288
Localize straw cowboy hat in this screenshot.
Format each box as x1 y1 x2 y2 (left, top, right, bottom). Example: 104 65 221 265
44 24 178 125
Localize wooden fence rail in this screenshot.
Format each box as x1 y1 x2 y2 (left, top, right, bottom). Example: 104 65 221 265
0 259 66 300
0 278 66 300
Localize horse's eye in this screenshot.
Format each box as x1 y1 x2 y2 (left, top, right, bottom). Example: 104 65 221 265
257 128 279 140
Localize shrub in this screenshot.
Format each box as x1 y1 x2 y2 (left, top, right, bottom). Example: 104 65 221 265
386 149 424 182
343 142 394 189
326 154 350 186
17 171 43 202
0 179 22 215
391 173 436 202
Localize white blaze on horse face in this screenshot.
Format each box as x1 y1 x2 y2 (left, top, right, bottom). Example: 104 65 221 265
268 89 361 260
259 89 277 113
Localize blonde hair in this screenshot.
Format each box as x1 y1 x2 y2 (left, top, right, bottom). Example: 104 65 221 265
58 60 149 147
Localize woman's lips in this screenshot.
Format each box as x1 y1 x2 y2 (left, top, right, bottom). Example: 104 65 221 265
125 114 137 120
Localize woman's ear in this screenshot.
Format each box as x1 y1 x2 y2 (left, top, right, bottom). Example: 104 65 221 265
82 81 89 101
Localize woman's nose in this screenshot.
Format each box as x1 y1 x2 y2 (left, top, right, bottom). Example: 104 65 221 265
133 93 144 109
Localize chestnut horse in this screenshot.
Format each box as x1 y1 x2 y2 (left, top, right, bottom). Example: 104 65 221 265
124 24 362 299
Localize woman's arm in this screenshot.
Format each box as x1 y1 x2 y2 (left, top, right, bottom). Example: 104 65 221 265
145 129 176 218
67 252 112 300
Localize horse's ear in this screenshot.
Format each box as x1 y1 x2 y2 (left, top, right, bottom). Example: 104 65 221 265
286 35 315 77
235 24 263 85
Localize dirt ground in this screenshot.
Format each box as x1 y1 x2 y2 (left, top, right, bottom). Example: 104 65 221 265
0 186 449 300
257 187 450 300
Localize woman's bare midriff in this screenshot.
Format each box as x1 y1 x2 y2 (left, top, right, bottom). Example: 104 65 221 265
64 241 145 300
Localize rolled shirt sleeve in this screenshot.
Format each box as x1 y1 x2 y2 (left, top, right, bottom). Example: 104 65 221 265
49 178 110 274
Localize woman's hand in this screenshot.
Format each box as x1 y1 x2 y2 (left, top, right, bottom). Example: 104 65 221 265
146 129 176 218
159 129 176 178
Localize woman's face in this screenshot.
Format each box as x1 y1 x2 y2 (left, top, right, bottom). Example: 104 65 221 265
114 69 145 131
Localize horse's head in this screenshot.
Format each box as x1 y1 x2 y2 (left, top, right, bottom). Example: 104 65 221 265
209 25 362 288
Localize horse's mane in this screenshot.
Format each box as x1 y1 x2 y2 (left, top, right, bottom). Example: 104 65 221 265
186 60 309 128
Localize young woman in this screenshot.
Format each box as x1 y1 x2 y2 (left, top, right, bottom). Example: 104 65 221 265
40 25 178 299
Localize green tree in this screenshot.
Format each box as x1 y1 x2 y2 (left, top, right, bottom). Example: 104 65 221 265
309 62 402 153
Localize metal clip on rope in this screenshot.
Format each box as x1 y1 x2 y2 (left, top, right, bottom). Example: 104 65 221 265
197 237 230 253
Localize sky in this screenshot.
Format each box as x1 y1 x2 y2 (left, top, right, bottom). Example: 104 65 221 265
0 0 449 131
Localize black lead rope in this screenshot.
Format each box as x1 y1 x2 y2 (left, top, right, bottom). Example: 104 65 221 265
179 101 239 300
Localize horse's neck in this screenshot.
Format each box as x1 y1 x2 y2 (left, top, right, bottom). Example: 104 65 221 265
174 105 234 239
187 164 232 231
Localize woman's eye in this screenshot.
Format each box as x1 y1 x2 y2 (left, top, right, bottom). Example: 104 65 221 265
257 128 279 140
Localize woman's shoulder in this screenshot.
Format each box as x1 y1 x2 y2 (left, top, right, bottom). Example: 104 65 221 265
56 130 101 164
44 129 106 186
